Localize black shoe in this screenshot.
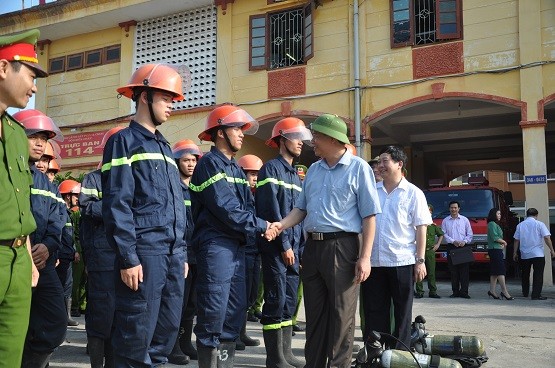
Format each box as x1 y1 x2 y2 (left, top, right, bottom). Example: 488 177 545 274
488 291 500 300
460 294 471 299
414 293 424 299
531 296 547 300
500 292 514 300
449 293 460 298
292 324 305 332
247 313 259 322
429 293 441 299
235 340 245 351
253 310 263 319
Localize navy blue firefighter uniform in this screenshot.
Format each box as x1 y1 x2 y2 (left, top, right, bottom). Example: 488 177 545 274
101 121 186 367
80 168 117 367
23 167 67 361
256 156 302 360
190 146 267 351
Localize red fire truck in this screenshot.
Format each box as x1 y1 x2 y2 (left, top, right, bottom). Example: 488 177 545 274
423 176 519 269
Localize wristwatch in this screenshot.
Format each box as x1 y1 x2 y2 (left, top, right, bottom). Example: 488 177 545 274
415 257 425 264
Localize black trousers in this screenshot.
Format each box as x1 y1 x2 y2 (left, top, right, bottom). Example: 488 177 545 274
447 244 470 295
520 256 545 298
361 265 414 350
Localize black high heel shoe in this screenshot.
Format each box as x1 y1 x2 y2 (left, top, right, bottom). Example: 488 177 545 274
487 291 500 299
500 292 514 300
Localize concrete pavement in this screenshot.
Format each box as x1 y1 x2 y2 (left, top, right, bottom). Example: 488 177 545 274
48 279 554 367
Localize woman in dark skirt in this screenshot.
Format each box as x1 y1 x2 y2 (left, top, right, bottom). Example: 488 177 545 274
487 208 514 300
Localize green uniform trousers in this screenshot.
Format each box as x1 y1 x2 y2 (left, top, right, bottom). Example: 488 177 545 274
415 249 438 295
0 245 32 368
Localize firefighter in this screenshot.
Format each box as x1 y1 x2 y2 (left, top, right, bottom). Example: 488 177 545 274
256 117 312 368
14 109 67 368
34 140 58 177
57 179 80 328
46 158 61 182
237 154 264 350
102 63 188 366
79 126 124 368
190 104 275 367
167 139 203 365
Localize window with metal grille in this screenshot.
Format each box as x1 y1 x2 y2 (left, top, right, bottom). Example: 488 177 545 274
391 0 462 48
135 5 217 110
249 3 314 70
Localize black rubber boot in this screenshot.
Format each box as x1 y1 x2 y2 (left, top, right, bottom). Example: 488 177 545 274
168 333 190 365
263 329 295 368
179 320 198 360
198 346 218 368
88 336 105 368
240 316 260 347
281 325 305 367
235 339 246 351
21 351 52 368
66 298 79 326
217 341 236 368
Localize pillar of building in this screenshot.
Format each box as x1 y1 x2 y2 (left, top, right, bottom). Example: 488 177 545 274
518 0 552 285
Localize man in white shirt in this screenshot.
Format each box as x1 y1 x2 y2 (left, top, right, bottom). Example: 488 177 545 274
361 145 430 349
513 208 555 300
441 201 473 299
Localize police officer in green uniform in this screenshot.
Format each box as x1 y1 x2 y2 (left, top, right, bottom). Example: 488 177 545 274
0 29 48 368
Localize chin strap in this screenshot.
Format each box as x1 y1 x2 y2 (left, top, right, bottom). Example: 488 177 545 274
221 128 239 153
146 90 162 126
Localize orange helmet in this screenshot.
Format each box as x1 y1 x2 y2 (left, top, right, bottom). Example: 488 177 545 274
266 117 312 148
237 154 263 172
47 159 60 173
172 139 203 159
117 63 189 101
13 109 63 141
346 143 357 155
198 104 259 142
59 179 81 195
98 126 126 149
42 141 61 160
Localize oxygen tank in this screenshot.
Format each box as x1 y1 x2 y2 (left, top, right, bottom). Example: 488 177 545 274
414 335 485 357
380 350 462 368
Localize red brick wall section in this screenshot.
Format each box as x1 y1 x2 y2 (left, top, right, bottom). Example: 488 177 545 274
412 42 464 79
268 67 306 98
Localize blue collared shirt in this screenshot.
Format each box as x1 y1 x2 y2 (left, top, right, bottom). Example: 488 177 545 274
296 150 381 233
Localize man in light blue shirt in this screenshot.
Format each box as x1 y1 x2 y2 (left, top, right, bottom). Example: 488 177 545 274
270 114 380 368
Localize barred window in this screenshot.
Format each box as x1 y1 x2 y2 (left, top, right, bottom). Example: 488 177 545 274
249 3 314 70
391 0 462 48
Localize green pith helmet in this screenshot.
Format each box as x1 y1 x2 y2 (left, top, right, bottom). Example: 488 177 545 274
310 114 349 144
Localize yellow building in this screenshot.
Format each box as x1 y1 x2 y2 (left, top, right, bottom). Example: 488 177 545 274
1 0 553 281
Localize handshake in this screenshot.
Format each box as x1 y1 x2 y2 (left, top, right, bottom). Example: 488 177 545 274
263 222 283 241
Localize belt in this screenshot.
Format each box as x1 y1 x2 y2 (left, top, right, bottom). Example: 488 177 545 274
308 231 358 241
0 236 27 248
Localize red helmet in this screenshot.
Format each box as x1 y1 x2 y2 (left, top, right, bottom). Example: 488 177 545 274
13 109 63 141
59 179 81 195
172 139 203 160
117 63 190 101
98 126 126 149
346 143 357 155
237 154 263 172
198 104 259 142
266 117 312 148
47 159 60 173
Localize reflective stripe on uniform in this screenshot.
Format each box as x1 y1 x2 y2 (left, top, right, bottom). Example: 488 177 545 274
81 187 102 199
184 199 191 206
189 172 249 192
256 177 302 192
280 320 293 327
101 152 177 172
262 322 283 331
65 222 72 228
31 187 60 201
